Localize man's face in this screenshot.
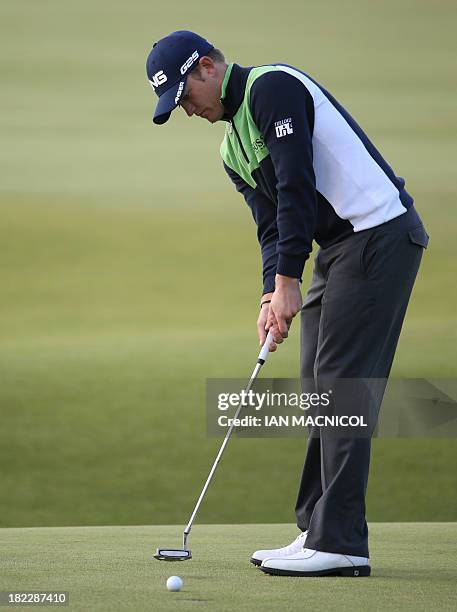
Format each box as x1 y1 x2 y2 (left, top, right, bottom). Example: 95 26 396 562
179 60 225 123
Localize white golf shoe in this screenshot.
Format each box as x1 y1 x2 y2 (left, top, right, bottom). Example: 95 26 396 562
260 548 371 577
250 531 308 566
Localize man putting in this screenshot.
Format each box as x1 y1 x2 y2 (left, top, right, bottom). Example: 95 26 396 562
145 30 428 577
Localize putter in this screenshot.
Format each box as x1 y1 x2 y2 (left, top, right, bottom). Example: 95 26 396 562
154 330 274 561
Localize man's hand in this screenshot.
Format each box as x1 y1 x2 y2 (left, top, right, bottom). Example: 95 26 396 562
257 292 274 347
266 275 302 351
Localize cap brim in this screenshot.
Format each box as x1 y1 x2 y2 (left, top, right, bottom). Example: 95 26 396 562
153 78 186 125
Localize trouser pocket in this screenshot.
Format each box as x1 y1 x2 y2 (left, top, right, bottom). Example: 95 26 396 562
408 225 429 249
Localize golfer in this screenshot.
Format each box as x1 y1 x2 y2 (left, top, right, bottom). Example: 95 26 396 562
146 31 429 577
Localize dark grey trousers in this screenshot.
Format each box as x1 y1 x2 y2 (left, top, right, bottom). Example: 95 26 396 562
295 206 429 557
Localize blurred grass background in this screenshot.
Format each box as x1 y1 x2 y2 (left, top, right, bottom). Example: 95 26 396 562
1 0 456 527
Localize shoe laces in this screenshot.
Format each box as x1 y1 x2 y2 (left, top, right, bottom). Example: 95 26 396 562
283 531 307 554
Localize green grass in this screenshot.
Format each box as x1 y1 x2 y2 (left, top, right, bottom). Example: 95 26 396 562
1 523 456 611
0 0 456 530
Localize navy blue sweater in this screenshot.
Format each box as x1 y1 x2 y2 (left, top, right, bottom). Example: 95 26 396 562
220 63 413 294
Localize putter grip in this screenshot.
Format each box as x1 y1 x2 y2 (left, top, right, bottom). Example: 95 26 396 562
258 330 273 362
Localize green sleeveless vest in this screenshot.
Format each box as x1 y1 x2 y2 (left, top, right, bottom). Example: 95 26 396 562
220 64 281 188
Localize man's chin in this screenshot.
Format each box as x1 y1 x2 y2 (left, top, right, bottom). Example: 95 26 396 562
209 112 224 123
200 109 224 123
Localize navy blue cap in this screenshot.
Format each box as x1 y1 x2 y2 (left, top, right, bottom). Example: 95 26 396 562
146 30 214 125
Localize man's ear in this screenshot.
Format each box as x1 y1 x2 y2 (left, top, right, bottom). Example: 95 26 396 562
199 55 216 76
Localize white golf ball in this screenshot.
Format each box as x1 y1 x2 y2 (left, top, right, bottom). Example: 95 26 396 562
166 576 183 592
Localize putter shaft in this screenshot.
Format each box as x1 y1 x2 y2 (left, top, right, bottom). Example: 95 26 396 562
182 332 273 550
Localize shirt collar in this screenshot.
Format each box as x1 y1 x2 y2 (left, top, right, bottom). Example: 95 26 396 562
220 63 252 121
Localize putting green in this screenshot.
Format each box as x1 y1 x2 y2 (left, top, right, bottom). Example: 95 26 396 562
1 523 455 611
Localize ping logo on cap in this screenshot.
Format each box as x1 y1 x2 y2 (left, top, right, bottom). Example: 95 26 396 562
149 70 168 89
180 50 199 75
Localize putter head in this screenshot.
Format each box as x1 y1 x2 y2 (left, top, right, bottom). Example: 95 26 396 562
154 548 192 561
